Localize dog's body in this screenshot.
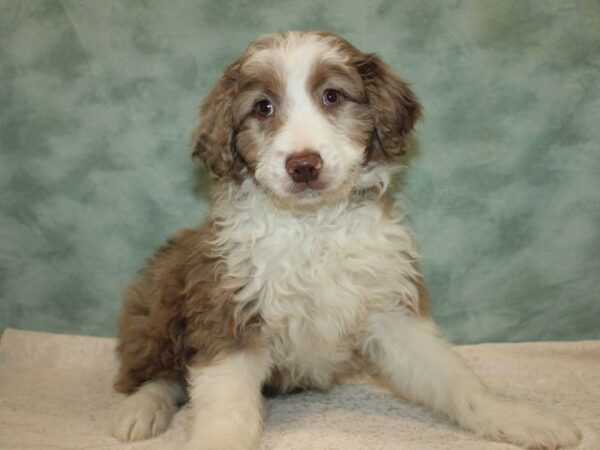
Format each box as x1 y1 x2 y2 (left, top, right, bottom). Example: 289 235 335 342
112 31 581 449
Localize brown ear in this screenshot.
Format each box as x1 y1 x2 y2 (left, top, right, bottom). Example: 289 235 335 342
191 60 241 178
356 54 422 158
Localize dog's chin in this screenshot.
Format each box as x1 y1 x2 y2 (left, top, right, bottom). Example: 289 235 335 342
289 179 327 194
290 188 327 204
267 180 353 209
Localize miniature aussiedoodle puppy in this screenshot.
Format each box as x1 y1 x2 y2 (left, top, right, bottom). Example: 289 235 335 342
111 31 581 449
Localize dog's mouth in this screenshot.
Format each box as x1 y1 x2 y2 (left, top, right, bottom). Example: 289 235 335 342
290 180 327 193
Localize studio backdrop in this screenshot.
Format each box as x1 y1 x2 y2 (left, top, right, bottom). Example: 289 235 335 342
1 0 599 344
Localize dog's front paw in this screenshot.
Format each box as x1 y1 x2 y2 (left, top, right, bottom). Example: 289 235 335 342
461 396 581 449
111 390 177 441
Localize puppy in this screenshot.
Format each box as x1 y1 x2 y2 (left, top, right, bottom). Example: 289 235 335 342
112 31 581 449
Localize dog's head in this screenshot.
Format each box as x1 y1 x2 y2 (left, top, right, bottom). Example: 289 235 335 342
192 31 421 206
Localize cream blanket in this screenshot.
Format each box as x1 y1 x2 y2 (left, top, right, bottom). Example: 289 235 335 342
0 328 598 449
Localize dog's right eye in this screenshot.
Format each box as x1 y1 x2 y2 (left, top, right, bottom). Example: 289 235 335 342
255 100 274 117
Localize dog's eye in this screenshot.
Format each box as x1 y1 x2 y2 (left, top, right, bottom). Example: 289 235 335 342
255 100 274 117
322 89 341 107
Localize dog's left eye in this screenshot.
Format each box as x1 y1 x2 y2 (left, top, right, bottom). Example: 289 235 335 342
255 100 274 117
322 89 341 107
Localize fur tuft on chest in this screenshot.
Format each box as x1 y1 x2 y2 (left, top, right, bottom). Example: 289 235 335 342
210 194 421 388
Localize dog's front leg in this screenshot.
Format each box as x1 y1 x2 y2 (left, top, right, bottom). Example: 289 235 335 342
185 349 271 450
362 310 581 449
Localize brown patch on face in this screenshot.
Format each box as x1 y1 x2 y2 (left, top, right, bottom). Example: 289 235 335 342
113 224 264 394
235 62 284 122
231 59 287 173
304 31 422 162
305 31 422 164
308 61 367 104
233 112 285 174
191 36 289 178
306 57 373 153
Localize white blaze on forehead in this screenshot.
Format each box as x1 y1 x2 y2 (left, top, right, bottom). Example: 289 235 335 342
286 38 339 112
251 34 344 114
263 36 345 155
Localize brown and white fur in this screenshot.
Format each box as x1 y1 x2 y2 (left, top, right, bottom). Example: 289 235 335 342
112 31 581 449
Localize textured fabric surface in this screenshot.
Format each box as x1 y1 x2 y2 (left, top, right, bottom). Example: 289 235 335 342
1 1 599 343
0 328 599 449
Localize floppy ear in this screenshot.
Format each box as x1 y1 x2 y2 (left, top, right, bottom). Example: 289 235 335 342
191 60 241 178
356 54 422 158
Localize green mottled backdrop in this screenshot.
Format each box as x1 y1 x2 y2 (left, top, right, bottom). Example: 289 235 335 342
1 0 599 344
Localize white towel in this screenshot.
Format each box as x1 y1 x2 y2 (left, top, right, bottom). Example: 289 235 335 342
0 328 598 449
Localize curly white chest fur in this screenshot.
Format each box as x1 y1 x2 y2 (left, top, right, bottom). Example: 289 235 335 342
212 184 421 389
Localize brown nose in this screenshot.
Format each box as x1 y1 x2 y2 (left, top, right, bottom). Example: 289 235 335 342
285 152 323 183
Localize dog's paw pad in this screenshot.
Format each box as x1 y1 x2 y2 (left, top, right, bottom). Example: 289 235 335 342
467 397 582 449
112 392 176 441
492 411 581 449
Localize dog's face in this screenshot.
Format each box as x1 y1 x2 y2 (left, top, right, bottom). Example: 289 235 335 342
192 31 421 206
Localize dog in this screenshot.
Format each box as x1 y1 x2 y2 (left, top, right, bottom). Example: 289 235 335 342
111 31 581 449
